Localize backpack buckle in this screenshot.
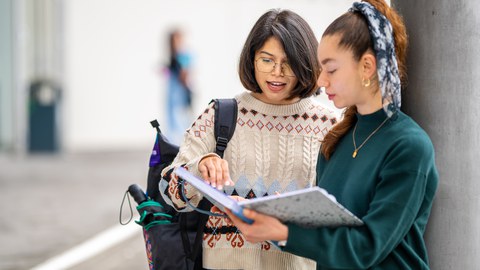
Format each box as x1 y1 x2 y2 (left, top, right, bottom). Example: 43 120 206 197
216 136 228 154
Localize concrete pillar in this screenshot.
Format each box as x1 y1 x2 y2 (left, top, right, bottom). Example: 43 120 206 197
0 0 14 151
392 0 480 268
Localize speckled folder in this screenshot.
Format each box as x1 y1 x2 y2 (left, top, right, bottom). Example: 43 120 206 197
175 167 363 228
239 187 363 228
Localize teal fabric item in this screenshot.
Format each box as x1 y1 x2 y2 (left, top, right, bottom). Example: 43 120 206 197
284 109 438 270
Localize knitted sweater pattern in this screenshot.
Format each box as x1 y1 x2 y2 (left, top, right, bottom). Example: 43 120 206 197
162 92 338 270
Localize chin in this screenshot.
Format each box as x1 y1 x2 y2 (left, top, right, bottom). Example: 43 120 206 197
258 93 284 104
331 99 345 109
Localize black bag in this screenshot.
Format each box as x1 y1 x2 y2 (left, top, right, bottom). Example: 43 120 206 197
122 98 237 270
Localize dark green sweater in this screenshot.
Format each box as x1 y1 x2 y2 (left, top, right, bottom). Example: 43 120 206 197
284 109 438 269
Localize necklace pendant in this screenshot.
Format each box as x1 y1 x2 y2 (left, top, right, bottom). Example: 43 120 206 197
352 150 358 158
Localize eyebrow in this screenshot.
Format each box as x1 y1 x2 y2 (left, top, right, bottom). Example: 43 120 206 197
259 51 274 57
321 58 335 65
259 51 289 63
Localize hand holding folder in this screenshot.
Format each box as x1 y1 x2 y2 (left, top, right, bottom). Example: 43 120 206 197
175 167 363 228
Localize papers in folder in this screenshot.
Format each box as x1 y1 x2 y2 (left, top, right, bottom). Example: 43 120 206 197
175 167 363 228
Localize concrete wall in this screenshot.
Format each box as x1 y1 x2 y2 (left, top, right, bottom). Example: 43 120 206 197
392 0 480 268
0 0 14 150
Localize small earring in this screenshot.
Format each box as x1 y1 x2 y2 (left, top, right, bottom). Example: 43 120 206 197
362 78 371 87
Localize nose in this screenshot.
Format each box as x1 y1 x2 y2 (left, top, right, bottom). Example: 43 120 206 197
317 70 329 89
271 63 284 76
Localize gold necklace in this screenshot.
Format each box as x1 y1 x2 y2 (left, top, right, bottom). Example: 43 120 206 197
352 117 389 158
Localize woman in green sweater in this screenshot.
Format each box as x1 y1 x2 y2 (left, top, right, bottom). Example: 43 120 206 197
226 0 439 269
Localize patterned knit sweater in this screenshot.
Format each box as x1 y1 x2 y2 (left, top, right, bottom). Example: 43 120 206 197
161 92 338 270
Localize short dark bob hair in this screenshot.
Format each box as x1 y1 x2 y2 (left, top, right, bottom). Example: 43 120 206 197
238 9 320 100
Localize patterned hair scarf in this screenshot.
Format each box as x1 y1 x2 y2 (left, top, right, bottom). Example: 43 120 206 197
351 2 401 118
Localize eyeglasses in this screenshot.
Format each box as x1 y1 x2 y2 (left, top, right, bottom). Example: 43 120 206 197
255 58 295 77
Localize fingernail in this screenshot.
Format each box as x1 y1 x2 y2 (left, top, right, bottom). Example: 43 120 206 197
217 185 223 190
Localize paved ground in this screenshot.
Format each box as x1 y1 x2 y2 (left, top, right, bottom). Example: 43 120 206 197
0 151 151 270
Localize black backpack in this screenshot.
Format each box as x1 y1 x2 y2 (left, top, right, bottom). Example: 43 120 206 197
125 98 237 270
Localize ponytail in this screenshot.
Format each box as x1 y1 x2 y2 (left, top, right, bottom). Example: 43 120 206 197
366 0 408 85
321 106 357 160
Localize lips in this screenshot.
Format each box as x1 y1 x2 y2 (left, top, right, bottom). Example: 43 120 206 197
267 81 286 92
326 93 335 100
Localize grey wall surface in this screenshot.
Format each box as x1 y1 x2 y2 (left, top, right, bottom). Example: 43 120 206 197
0 0 14 151
392 0 480 268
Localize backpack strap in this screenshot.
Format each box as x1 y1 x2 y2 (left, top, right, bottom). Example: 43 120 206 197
188 98 238 264
213 98 238 158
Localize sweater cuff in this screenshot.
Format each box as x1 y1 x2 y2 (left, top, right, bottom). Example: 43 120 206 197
283 223 303 254
182 152 221 203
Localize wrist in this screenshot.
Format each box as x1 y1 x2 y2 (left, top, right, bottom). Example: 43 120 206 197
277 223 288 242
198 153 220 165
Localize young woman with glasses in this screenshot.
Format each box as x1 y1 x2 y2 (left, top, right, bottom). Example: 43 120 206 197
161 9 338 270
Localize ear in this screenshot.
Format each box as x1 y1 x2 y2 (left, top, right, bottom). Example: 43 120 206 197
360 53 377 79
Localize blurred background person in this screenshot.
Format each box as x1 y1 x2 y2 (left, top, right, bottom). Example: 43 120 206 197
164 28 195 144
